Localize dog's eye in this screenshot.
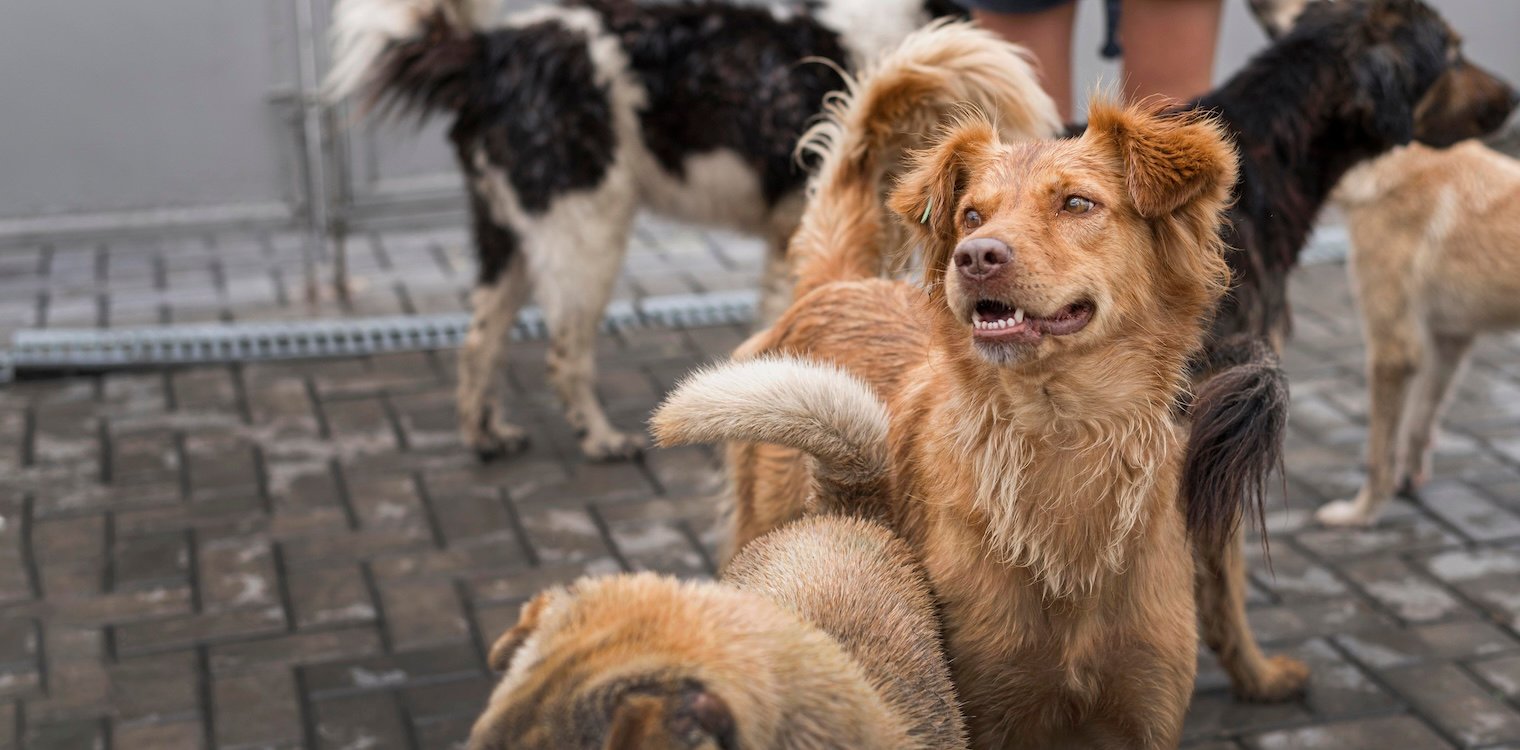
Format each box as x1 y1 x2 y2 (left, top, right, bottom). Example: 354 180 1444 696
1063 196 1094 214
963 208 983 229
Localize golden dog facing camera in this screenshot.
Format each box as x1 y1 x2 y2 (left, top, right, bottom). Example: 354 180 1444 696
466 516 965 749
655 25 1306 746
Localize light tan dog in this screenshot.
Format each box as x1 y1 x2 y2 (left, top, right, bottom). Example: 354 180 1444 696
654 43 1307 745
466 515 965 749
1314 141 1520 525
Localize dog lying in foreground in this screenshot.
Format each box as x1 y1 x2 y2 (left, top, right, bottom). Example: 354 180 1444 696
468 515 965 749
326 0 1056 461
655 26 1295 748
1310 141 1520 526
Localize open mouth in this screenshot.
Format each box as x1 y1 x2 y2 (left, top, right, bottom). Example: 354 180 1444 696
971 299 1094 343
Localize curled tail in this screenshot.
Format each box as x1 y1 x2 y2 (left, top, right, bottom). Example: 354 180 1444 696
789 20 1059 297
651 357 890 514
326 0 500 116
1184 335 1289 554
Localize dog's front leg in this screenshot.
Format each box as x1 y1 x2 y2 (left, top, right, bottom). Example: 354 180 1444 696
1196 527 1310 702
458 246 534 461
1397 332 1475 492
531 199 644 462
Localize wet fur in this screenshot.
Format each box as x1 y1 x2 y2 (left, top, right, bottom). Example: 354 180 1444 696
661 23 1262 740
719 99 1241 748
1135 0 1516 699
1200 0 1517 347
669 19 1059 561
1183 336 1289 551
1160 0 1516 560
468 516 966 749
326 0 965 461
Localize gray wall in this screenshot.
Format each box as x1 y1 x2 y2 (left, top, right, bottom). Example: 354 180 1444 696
0 1 305 234
1 0 1517 239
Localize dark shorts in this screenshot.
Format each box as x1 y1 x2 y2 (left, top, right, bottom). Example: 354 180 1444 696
955 0 1072 11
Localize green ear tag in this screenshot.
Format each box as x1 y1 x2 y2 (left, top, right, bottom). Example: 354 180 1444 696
920 198 933 225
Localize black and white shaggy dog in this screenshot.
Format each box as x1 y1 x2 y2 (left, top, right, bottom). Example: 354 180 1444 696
328 0 1056 461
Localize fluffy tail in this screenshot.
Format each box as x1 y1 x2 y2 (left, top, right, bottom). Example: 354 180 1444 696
788 19 1059 298
651 357 891 514
325 0 499 115
1183 335 1289 554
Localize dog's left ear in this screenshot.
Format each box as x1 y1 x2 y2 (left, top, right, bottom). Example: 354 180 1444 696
487 588 563 673
1087 102 1238 219
888 118 1000 284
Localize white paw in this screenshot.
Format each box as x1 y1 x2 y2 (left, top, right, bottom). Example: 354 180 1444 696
581 430 647 462
1315 499 1374 527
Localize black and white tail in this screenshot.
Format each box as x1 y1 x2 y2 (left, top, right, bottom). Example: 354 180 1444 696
326 0 499 116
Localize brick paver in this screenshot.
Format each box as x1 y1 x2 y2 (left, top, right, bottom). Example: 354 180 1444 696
0 217 766 343
5 222 1520 748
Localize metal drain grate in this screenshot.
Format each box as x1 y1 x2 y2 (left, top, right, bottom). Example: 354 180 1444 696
1 289 758 382
0 225 1353 384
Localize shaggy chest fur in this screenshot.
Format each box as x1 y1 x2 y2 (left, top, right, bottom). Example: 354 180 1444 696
891 375 1197 747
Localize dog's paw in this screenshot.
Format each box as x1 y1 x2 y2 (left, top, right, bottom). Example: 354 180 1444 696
581 430 647 462
1315 499 1373 527
1236 655 1310 703
468 421 532 462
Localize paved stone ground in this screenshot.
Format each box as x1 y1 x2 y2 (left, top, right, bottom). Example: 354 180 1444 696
0 218 766 343
6 222 1520 749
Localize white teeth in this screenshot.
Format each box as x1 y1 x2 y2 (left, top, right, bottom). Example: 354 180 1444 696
1013 308 1025 324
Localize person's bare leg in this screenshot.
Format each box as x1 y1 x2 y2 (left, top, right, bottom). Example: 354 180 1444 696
974 4 1077 121
1119 0 1223 106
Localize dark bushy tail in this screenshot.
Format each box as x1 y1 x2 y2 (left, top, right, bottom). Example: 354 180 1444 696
325 0 497 117
1183 335 1288 553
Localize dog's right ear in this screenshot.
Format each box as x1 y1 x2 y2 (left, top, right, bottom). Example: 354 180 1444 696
1086 101 1237 220
487 589 562 673
888 119 1000 286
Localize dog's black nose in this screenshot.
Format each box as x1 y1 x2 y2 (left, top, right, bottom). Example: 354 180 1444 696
954 238 1012 279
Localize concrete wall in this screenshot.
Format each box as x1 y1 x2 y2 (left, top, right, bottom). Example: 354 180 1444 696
0 1 305 232
0 0 1516 237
